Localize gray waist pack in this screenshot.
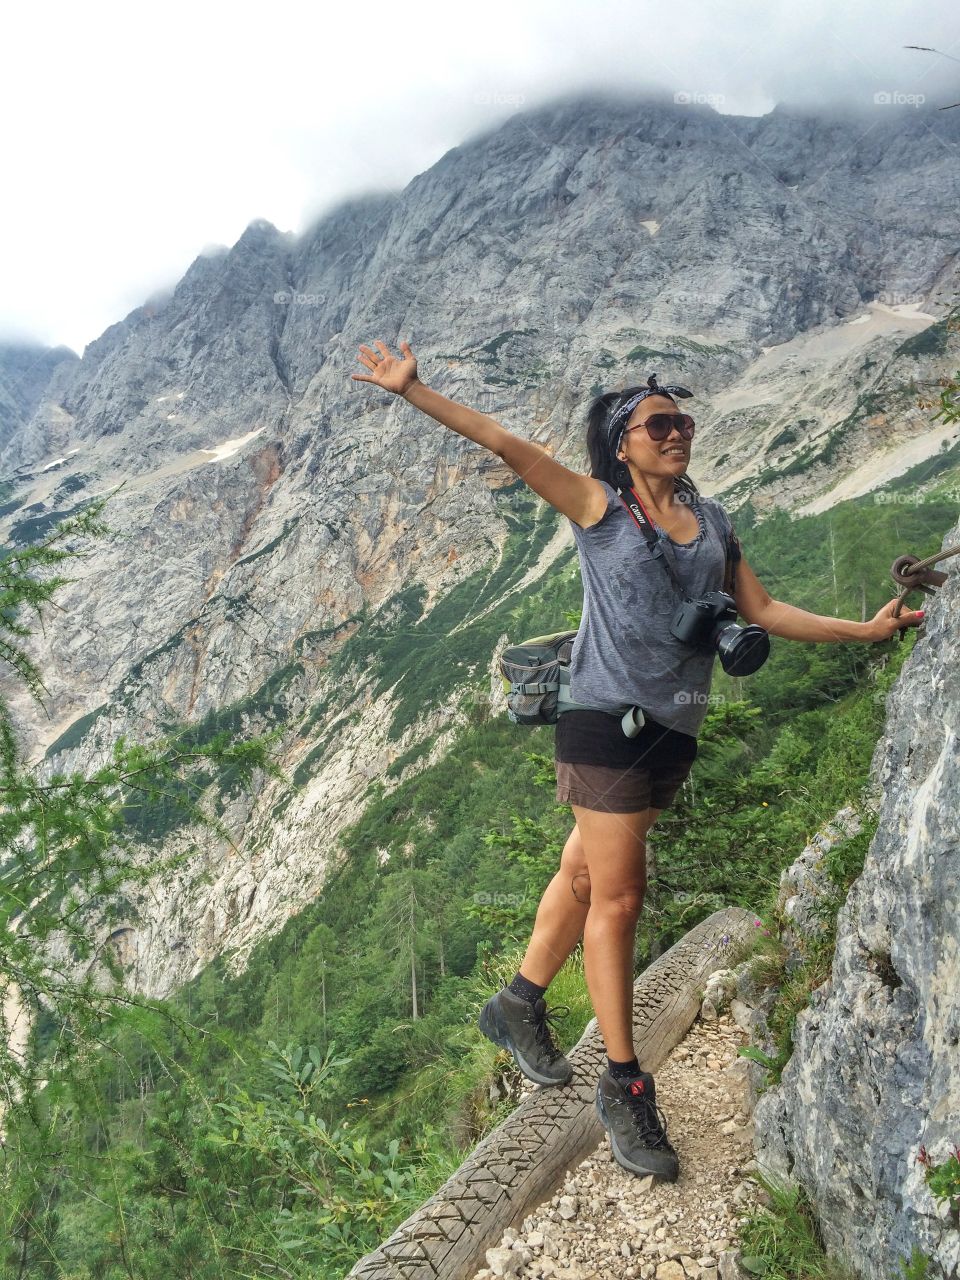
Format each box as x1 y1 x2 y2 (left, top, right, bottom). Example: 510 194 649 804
498 629 646 738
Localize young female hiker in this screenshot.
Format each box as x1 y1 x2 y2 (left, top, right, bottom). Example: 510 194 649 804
351 337 924 1182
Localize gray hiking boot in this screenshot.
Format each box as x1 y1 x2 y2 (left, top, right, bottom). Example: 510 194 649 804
478 981 574 1086
595 1067 680 1181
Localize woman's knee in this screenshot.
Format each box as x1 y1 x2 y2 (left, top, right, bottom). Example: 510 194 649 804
558 828 592 905
591 884 646 916
573 807 651 897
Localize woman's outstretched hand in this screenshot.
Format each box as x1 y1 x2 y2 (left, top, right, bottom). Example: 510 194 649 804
865 597 926 641
351 339 419 398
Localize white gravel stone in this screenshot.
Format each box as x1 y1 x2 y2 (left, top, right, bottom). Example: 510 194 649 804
467 1014 763 1280
557 1195 578 1220
485 1246 522 1277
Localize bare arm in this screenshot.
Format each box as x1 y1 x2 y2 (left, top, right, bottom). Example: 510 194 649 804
405 382 603 525
352 339 603 526
734 555 925 642
402 380 508 453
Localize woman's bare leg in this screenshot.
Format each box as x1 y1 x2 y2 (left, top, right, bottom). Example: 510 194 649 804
514 823 592 988
574 804 661 1061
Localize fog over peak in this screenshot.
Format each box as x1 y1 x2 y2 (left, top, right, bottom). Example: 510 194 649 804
2 0 958 353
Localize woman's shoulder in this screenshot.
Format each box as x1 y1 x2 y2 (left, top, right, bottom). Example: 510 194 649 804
575 479 621 531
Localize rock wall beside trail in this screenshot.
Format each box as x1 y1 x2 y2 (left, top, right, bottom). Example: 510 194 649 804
752 515 960 1280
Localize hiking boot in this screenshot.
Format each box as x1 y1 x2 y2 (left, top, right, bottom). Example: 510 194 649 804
595 1067 680 1181
477 981 574 1085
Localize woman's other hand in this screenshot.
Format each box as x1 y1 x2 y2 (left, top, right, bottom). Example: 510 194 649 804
865 597 925 641
352 339 420 397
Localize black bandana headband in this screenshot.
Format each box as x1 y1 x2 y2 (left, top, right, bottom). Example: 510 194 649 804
605 373 694 457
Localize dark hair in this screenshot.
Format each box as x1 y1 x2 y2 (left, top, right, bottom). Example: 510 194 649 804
584 385 701 503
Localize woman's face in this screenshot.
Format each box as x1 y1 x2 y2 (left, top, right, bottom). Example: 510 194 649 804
617 394 691 477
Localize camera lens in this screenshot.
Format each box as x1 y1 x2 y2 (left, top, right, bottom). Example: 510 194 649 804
716 624 770 676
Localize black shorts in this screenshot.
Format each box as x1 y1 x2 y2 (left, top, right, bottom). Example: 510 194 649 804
554 709 698 814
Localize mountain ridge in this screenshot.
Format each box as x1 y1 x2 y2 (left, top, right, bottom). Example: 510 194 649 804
1 91 958 1000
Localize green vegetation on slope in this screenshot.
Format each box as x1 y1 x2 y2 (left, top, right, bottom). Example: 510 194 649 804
301 482 581 747
4 477 952 1279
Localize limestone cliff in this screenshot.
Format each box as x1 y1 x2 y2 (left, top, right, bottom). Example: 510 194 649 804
0 342 79 455
751 516 960 1280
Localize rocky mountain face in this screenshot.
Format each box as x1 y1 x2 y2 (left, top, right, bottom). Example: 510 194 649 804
0 342 79 456
1 93 960 1001
749 514 960 1279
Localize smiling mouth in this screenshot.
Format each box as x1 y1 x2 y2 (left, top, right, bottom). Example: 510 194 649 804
661 446 686 457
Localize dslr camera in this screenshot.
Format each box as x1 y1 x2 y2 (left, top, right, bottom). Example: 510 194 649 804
670 590 770 676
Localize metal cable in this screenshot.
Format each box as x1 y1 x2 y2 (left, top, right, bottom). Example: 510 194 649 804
890 543 960 617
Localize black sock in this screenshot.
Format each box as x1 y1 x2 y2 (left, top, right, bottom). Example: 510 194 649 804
608 1055 642 1080
508 972 548 1004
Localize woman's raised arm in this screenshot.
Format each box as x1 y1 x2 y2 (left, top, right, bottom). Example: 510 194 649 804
352 338 604 527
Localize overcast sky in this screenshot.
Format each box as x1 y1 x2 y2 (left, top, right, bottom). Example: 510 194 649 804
2 0 958 356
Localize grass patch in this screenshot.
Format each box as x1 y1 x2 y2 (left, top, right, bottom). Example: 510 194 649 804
476 329 540 358
118 660 305 841
737 1169 860 1280
625 343 674 363
670 335 739 356
44 702 112 760
117 621 194 702
5 498 98 549
196 661 305 740
293 615 365 662
894 318 953 359
766 428 799 452
385 736 437 780
874 436 960 497
50 473 92 502
234 515 302 568
292 710 359 787
437 329 540 365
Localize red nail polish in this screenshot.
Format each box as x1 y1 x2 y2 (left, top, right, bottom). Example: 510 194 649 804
918 611 925 618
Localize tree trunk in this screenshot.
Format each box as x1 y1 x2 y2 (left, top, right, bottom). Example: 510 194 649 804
411 941 419 1022
321 967 327 1039
829 524 839 613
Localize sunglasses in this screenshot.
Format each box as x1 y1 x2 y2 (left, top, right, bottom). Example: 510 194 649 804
624 412 696 442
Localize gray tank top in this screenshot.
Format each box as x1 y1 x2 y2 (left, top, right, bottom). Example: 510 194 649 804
567 479 738 737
